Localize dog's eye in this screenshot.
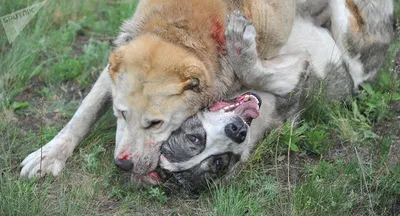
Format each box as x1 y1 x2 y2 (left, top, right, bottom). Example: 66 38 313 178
121 111 127 120
214 158 224 171
187 135 201 144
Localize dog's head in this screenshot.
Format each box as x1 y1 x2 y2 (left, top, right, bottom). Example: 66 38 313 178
159 92 262 194
108 34 213 182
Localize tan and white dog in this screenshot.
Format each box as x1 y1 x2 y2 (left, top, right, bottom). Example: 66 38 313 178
21 0 311 183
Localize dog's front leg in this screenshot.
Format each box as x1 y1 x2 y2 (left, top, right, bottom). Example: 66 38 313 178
225 11 310 96
20 66 112 178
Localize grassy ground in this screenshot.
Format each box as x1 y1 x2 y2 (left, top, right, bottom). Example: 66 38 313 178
0 0 399 215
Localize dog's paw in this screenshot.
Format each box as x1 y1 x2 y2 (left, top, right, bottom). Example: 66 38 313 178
20 139 71 179
225 10 258 66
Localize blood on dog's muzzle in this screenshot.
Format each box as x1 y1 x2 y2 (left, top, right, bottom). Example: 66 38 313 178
225 116 248 144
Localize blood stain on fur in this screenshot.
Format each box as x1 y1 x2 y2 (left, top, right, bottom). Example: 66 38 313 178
211 18 226 53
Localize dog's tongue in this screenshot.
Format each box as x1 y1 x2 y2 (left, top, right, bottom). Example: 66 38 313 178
209 101 231 112
233 101 259 120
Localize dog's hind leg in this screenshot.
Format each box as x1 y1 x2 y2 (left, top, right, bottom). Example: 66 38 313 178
330 0 393 88
225 11 310 96
20 66 112 178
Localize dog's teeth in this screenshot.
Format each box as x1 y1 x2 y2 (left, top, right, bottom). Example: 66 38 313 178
244 95 249 101
235 103 239 106
253 97 259 104
249 95 259 104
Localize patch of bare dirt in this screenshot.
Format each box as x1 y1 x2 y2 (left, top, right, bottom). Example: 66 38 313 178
71 34 90 58
13 77 86 133
57 80 86 101
372 49 400 167
97 199 120 215
14 77 45 104
373 101 400 167
12 77 47 133
95 197 200 215
263 152 320 185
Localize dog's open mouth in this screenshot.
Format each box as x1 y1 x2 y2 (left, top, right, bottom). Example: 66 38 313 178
209 92 262 124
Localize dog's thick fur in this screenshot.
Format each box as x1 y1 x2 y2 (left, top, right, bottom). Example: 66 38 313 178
21 0 308 180
159 0 394 193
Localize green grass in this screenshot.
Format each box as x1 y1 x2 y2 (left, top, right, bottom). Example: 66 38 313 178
1 0 400 215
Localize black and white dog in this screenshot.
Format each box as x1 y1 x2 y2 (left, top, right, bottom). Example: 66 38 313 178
158 0 394 194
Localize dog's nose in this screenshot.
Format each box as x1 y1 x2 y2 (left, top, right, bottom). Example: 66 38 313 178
225 116 248 144
114 158 133 171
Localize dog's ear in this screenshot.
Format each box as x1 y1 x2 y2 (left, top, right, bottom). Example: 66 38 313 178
108 51 121 81
182 78 200 92
179 64 211 94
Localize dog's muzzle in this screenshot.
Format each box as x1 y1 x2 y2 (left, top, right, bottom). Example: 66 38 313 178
225 116 248 144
